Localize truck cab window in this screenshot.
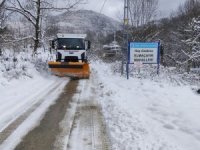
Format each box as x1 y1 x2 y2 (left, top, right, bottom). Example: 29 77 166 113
57 38 85 50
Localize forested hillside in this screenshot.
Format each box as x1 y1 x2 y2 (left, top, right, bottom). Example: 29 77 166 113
125 0 200 72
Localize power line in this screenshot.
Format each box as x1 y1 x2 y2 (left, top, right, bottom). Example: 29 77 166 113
100 0 108 14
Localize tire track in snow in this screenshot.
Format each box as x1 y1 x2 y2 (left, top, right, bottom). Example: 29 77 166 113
66 79 111 150
1 74 111 149
0 79 64 145
67 102 111 150
0 78 64 132
13 80 79 150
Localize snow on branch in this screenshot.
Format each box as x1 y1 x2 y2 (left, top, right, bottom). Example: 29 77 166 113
4 0 87 54
1 36 34 44
0 0 6 8
5 7 36 26
15 0 36 20
165 54 183 65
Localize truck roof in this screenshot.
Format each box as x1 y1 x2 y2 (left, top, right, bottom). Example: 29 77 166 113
57 33 87 39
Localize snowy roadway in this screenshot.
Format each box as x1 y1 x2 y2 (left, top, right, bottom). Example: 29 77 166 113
1 61 200 150
0 71 110 150
0 75 68 149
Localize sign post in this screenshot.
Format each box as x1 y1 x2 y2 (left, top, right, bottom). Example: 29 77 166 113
127 42 160 79
157 42 161 75
126 62 129 79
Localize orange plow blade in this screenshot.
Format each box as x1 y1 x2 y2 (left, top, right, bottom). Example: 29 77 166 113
48 61 90 79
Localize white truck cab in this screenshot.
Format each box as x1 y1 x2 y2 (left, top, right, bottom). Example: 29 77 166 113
51 33 90 63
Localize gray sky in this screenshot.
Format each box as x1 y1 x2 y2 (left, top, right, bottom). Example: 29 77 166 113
158 0 186 17
79 0 186 20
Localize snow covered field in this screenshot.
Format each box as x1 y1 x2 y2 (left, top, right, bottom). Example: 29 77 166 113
93 61 200 150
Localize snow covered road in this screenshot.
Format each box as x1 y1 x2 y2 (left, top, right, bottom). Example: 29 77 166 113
0 71 110 150
67 77 110 150
0 77 67 133
13 78 110 150
0 75 68 149
1 60 200 150
14 80 79 150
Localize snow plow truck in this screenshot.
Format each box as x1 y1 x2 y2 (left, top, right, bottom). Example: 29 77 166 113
48 33 90 79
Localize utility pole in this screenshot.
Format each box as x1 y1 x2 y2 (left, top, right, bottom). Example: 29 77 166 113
124 0 129 55
124 0 129 27
121 0 129 76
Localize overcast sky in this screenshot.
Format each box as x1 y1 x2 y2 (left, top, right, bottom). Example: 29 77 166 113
78 0 186 20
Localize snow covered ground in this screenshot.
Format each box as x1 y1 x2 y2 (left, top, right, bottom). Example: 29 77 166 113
1 49 200 150
92 61 200 150
0 50 69 149
0 75 68 150
0 72 69 150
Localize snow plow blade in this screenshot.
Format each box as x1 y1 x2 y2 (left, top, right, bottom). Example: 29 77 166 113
48 61 90 79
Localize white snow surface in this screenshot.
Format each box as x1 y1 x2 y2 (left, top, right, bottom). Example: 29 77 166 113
0 75 68 150
1 51 200 150
92 61 200 150
0 50 69 149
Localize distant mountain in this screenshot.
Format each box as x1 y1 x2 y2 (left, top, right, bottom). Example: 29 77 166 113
53 10 122 34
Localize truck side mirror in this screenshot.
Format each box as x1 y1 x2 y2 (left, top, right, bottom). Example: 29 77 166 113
51 40 55 49
85 40 91 50
49 40 55 48
49 40 55 49
88 41 91 49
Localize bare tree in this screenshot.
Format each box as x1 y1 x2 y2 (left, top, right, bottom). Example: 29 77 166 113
176 0 200 18
129 0 158 27
5 0 86 55
0 0 7 54
183 0 200 17
181 16 200 72
0 0 6 29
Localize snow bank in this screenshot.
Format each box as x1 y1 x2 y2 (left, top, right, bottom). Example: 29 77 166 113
0 49 52 85
0 48 69 149
0 78 68 150
93 60 200 150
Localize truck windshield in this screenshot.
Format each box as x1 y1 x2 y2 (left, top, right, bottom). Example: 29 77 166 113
57 38 85 50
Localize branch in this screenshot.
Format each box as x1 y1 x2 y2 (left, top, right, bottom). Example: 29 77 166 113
179 50 200 65
16 0 36 20
146 30 163 41
0 0 6 8
165 54 182 65
193 32 200 42
6 7 36 26
1 36 34 44
181 49 190 58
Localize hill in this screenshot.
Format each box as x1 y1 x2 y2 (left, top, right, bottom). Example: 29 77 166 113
52 10 122 34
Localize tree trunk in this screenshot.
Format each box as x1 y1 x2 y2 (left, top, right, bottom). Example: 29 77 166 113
33 0 41 55
187 46 192 73
187 59 192 73
0 48 2 56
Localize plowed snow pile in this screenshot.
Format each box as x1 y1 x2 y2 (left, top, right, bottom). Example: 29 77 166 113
92 61 200 150
0 50 68 149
